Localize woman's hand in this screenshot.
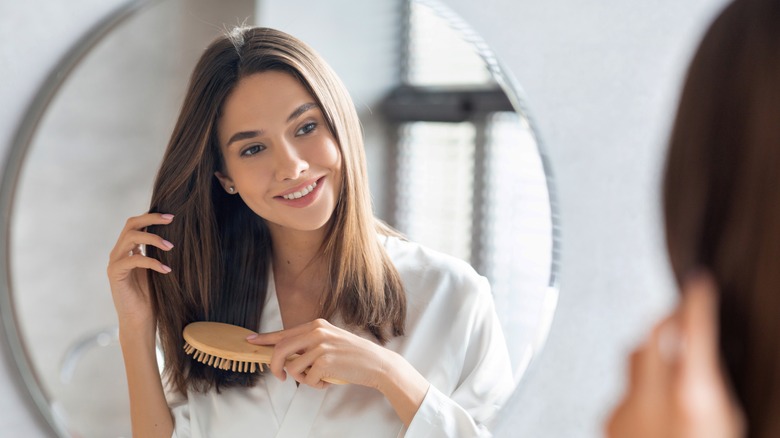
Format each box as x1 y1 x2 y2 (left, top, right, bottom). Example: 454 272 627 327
107 213 175 332
605 273 744 438
246 318 390 389
247 318 429 426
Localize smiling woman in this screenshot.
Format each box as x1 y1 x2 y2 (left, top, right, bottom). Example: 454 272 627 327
106 26 512 437
2 0 558 437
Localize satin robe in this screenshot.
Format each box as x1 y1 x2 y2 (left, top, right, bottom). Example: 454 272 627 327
166 236 514 437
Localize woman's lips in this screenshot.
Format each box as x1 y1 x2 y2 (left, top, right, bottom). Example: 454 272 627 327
274 177 324 207
281 180 318 200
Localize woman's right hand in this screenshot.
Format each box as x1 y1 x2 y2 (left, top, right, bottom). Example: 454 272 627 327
605 273 744 438
107 213 175 332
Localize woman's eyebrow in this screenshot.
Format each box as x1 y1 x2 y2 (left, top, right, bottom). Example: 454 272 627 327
225 103 318 148
226 130 263 148
287 102 318 122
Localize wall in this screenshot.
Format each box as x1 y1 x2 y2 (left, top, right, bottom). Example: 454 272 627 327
0 0 729 436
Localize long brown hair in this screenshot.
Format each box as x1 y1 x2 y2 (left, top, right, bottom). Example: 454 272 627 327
145 27 406 395
663 0 780 436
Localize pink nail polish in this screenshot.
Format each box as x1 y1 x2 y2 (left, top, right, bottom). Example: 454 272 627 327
161 264 172 273
163 240 174 249
161 214 174 220
246 334 258 340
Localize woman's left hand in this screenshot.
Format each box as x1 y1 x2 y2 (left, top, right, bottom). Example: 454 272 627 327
248 318 430 426
246 318 391 389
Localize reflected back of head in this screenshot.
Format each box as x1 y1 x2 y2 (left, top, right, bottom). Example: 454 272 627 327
663 0 780 435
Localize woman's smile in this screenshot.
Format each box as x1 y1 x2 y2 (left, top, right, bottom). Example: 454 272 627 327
275 176 325 207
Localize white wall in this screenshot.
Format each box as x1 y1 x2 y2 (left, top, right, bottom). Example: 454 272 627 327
0 0 730 436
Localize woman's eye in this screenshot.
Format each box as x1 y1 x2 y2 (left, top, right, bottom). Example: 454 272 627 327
240 144 264 157
296 122 317 136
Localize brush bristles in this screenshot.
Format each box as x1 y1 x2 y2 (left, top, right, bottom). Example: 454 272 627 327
183 342 264 373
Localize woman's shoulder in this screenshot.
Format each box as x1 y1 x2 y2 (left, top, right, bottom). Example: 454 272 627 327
380 235 490 301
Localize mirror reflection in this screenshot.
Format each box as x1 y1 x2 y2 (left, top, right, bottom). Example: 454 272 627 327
7 0 557 436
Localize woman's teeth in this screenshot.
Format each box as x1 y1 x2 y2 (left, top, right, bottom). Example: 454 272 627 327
282 181 317 200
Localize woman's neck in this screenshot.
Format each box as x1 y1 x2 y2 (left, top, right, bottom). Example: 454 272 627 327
268 224 327 291
269 226 325 273
267 224 329 327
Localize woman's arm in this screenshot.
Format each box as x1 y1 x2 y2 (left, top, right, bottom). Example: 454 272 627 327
119 323 174 437
401 276 514 437
373 350 430 426
107 213 177 438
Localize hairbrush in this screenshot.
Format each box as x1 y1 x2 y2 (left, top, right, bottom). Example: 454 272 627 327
182 321 347 384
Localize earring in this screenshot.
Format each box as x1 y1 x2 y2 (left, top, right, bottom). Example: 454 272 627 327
228 186 235 193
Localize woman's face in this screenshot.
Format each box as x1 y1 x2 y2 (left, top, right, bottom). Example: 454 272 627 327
216 71 342 233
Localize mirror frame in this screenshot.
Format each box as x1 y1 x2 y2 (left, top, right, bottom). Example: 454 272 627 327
0 2 158 435
416 0 561 382
0 0 561 435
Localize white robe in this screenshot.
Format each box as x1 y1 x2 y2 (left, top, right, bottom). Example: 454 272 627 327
166 236 514 437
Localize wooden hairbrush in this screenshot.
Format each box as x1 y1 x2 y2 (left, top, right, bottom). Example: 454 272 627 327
182 321 347 384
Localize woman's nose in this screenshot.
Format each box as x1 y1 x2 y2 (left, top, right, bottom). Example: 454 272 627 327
274 141 309 181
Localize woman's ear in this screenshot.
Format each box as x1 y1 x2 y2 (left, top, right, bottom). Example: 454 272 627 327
214 171 237 194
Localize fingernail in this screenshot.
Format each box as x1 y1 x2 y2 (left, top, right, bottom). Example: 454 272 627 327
246 334 257 340
162 240 174 249
161 214 174 220
161 264 172 273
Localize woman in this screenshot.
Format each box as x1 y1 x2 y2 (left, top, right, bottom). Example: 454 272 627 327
607 0 780 436
107 27 512 437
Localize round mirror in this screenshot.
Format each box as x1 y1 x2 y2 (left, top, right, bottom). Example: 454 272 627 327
0 0 559 436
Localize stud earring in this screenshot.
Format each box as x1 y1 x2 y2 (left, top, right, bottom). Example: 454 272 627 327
228 186 235 193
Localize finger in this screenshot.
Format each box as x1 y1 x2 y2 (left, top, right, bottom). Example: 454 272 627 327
284 350 329 389
111 230 174 261
248 319 331 346
286 361 311 386
609 336 672 438
678 271 720 371
108 253 172 278
636 316 677 395
301 367 328 389
656 316 683 364
284 347 324 382
247 329 289 346
269 336 314 382
267 360 287 382
626 348 644 394
674 271 726 413
280 340 348 386
301 353 340 388
265 341 299 382
287 366 326 389
123 212 175 232
605 400 632 438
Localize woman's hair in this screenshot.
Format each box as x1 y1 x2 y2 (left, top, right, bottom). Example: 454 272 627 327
145 27 406 395
663 0 780 435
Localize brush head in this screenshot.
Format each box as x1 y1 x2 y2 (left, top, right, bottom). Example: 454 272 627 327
182 321 273 373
